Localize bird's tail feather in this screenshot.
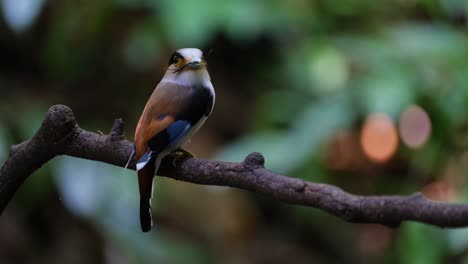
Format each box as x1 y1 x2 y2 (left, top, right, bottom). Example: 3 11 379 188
137 158 160 232
140 196 153 232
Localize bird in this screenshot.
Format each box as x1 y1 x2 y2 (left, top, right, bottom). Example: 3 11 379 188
132 48 215 232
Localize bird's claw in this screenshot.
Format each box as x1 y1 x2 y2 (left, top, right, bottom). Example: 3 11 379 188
170 147 195 167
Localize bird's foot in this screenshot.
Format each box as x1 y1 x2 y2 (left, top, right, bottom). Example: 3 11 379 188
169 147 195 167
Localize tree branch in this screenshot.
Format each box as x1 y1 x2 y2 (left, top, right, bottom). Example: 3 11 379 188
1 105 468 228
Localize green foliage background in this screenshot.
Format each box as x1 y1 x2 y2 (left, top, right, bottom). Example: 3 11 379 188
1 0 468 263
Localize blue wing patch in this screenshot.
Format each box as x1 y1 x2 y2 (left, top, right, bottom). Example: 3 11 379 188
136 150 153 171
165 120 192 147
136 120 191 171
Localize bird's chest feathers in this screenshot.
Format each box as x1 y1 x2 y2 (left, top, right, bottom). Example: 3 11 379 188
159 73 214 119
162 70 212 89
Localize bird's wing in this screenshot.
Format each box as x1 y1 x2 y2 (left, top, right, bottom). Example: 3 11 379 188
135 113 174 167
134 81 214 169
134 81 196 167
136 119 192 170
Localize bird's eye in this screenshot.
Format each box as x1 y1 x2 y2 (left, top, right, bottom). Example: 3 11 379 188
168 52 184 66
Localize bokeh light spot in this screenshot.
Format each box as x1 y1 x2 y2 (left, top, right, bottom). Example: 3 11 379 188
422 181 456 202
399 104 431 148
360 113 398 163
309 48 348 93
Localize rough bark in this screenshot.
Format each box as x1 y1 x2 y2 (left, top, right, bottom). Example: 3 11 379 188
1 104 468 228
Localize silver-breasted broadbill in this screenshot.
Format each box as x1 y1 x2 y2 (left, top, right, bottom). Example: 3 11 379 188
131 48 215 232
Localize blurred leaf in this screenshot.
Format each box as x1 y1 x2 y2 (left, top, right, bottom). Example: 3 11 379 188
1 0 45 33
16 104 47 138
253 90 310 129
308 46 349 94
447 228 468 255
356 66 415 118
163 236 213 264
158 0 219 46
285 41 349 96
397 223 446 264
440 0 468 18
336 36 398 69
387 23 468 63
436 64 468 126
55 156 139 225
114 0 157 9
14 162 54 210
215 131 283 167
124 21 162 71
158 0 303 46
41 0 114 78
55 157 213 263
217 94 354 174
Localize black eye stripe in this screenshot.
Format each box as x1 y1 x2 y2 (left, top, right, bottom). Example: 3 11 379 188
168 52 183 65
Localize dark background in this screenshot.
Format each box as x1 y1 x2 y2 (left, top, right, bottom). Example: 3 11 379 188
1 0 468 263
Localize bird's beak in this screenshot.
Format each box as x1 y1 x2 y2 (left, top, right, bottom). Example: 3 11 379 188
186 58 204 69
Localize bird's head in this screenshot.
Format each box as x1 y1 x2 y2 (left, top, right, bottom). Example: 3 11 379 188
162 48 211 86
167 48 207 73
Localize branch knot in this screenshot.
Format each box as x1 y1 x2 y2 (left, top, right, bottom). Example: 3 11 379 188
110 118 125 141
243 152 265 170
39 105 77 143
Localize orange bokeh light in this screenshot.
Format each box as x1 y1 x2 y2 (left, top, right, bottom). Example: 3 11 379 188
360 113 399 163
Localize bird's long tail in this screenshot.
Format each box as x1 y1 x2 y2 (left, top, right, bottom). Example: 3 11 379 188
138 160 156 232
